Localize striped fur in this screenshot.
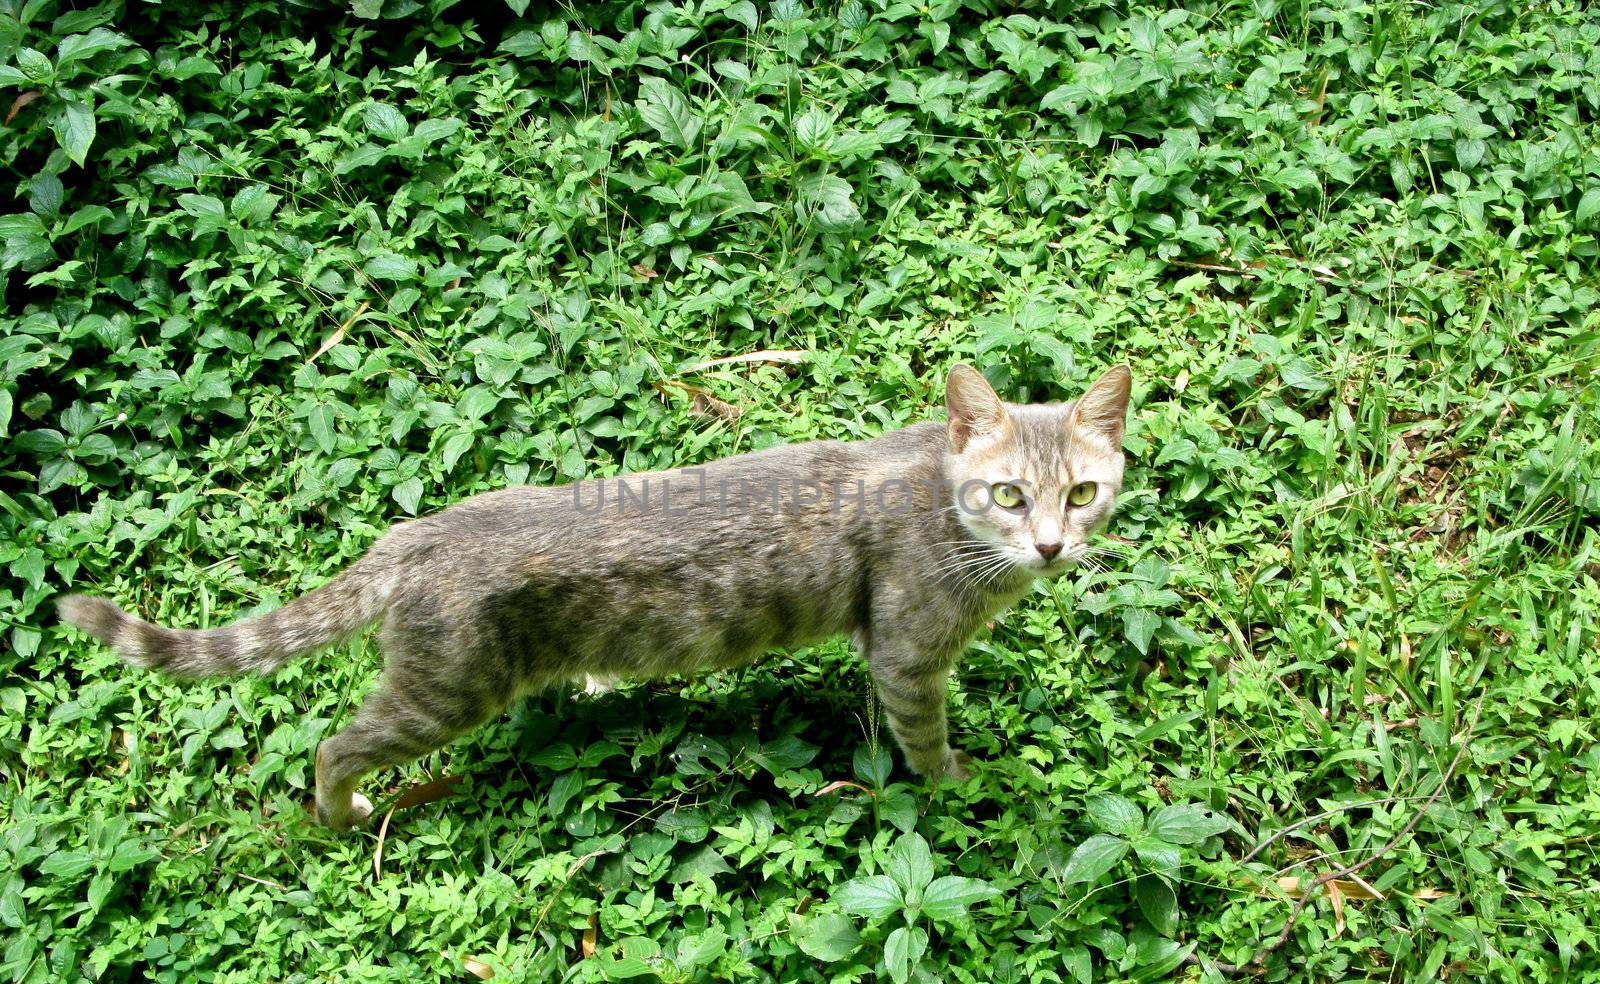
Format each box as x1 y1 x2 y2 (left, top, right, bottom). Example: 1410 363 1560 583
60 365 1132 828
58 553 397 677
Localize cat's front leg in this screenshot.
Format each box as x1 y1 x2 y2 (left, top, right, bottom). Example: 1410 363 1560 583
867 646 972 782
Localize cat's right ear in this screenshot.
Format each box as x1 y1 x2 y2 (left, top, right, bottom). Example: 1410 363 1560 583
946 364 1008 453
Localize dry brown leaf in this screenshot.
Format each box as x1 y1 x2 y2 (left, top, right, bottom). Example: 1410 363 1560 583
1327 879 1346 937
655 379 741 422
373 807 393 881
795 895 813 916
1270 876 1385 900
461 954 495 980
307 299 370 364
582 913 597 959
690 391 741 422
394 773 465 810
681 349 808 373
5 91 41 125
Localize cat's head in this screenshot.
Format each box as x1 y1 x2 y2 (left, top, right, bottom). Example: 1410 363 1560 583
943 363 1132 577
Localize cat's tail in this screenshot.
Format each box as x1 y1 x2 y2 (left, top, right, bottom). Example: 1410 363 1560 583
57 558 396 678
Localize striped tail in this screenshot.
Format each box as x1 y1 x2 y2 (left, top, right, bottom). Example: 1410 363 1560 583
57 561 393 678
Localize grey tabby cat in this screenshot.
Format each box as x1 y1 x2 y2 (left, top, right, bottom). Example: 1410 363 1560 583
59 364 1132 829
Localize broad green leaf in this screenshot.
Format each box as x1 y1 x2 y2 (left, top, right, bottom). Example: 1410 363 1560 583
307 404 336 453
1061 834 1128 884
39 850 97 879
1122 608 1159 654
1136 874 1179 936
793 107 834 155
885 925 927 984
364 253 417 280
1132 837 1182 877
637 77 701 148
54 99 96 166
547 770 584 816
792 913 861 962
1148 804 1229 844
364 102 408 141
56 28 131 65
28 173 63 217
669 845 732 883
832 874 903 919
391 476 423 514
885 833 935 894
1577 188 1600 227
0 880 23 929
1086 793 1144 837
598 937 661 979
920 875 1000 922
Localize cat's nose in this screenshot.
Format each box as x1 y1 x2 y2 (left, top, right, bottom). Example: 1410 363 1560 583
1036 542 1062 560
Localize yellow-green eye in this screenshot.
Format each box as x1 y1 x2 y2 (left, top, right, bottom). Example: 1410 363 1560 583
1067 482 1097 507
992 482 1027 510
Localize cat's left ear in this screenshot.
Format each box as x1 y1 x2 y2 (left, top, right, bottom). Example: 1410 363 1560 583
1069 365 1132 446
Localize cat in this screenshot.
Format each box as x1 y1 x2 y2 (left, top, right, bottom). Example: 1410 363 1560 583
58 363 1132 829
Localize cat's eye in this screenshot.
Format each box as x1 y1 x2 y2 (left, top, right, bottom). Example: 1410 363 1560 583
1067 482 1097 507
991 482 1028 510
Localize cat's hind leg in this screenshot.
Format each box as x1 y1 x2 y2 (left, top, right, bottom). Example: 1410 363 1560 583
313 666 506 829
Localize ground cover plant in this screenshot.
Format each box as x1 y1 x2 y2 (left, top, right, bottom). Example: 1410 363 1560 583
3 0 1599 979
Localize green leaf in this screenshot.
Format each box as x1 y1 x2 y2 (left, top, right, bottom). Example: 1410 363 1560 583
307 404 336 453
364 102 408 141
792 913 861 962
1122 607 1159 654
1136 874 1179 936
793 107 834 155
1577 188 1600 227
920 875 1000 922
0 880 23 930
1148 804 1229 844
29 173 63 217
669 845 732 883
832 875 903 919
392 476 423 514
364 253 418 280
547 770 584 816
39 850 97 879
797 173 861 231
54 100 96 167
1061 834 1128 884
655 807 709 843
598 937 661 979
1086 793 1144 837
884 925 927 984
56 28 131 65
885 833 935 894
637 77 701 148
1132 837 1182 877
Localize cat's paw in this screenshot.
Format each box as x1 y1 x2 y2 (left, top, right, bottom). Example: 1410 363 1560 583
315 792 374 830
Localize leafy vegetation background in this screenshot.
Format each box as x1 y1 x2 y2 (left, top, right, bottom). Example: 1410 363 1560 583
3 0 1599 980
